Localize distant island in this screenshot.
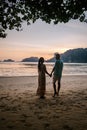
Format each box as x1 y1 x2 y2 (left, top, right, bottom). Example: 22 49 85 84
3 59 15 62
21 57 39 62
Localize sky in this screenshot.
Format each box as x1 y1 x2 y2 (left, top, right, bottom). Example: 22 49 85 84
0 19 87 61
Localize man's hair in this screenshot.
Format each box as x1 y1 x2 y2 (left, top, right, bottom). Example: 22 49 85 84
55 53 60 59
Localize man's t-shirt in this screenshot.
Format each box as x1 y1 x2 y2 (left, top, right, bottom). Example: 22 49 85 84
54 59 63 78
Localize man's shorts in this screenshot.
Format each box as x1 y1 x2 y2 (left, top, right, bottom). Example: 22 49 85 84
53 75 61 83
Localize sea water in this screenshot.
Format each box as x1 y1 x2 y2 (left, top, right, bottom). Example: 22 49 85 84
0 62 87 77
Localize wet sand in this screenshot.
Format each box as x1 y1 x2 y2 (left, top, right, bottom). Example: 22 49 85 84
0 75 87 130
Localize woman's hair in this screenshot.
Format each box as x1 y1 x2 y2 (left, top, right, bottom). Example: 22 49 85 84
38 57 44 71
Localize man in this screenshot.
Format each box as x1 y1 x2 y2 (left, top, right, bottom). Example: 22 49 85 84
51 53 63 97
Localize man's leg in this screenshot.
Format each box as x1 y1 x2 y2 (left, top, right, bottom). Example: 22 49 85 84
53 81 57 97
57 78 61 96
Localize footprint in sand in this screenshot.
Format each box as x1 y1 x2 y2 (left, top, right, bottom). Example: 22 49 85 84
1 117 6 121
7 125 15 129
44 122 50 128
20 118 26 123
63 124 73 130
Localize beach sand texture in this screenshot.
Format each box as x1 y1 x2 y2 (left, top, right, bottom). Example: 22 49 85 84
0 75 87 130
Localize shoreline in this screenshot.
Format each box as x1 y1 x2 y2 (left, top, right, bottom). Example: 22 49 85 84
0 74 87 77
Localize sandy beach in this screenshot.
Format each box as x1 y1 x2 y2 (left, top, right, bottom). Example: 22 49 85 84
0 75 87 130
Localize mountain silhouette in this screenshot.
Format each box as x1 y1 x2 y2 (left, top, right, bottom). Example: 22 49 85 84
47 48 87 63
21 57 39 62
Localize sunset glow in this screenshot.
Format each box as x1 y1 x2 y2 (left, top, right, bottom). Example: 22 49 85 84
0 19 87 61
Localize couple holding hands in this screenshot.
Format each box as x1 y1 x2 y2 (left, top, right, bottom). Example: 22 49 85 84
37 53 63 99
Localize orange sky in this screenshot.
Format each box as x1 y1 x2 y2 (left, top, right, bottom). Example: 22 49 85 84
0 47 68 61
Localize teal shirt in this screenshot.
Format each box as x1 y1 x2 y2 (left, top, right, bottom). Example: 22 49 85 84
54 59 63 77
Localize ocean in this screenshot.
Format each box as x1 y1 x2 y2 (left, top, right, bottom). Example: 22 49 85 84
0 62 87 77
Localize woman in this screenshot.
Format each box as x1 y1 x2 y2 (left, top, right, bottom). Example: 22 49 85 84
37 57 50 99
